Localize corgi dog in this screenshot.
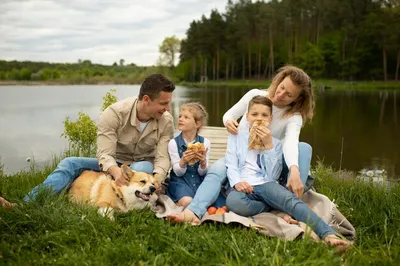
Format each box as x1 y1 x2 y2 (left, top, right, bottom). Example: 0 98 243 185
68 164 157 220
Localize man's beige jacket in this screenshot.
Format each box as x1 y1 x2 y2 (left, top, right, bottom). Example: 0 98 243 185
96 97 174 180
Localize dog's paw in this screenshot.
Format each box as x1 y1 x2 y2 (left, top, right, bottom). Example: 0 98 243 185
98 207 115 221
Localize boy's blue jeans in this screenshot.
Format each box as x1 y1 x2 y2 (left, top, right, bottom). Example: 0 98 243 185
226 182 336 239
187 142 312 219
23 157 153 202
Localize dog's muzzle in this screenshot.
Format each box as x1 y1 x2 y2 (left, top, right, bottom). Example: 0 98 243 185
135 186 155 201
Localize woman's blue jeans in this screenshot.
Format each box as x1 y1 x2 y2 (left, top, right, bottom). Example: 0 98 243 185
226 182 335 239
187 142 312 219
23 157 153 202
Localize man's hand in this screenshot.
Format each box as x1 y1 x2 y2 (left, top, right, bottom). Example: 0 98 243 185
153 173 167 195
255 126 273 150
286 166 304 198
234 181 253 194
225 120 239 135
108 165 129 187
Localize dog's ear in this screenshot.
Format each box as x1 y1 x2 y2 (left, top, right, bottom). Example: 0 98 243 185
121 164 134 181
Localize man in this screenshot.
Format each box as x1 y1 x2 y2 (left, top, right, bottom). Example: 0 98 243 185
0 73 175 208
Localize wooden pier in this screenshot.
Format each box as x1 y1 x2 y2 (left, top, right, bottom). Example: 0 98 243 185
198 126 230 164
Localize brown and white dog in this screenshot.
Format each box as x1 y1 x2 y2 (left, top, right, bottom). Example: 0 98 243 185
68 165 158 220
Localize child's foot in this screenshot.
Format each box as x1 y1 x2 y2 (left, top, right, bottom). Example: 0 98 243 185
166 208 201 225
323 234 352 253
0 196 16 209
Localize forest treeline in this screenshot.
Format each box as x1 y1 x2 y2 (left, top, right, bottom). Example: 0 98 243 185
0 60 174 84
1 0 399 83
176 0 400 81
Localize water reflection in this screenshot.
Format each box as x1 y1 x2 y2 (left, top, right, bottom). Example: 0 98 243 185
181 87 399 180
0 85 398 179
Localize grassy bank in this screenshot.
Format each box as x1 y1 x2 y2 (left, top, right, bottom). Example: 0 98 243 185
180 79 400 90
1 160 399 265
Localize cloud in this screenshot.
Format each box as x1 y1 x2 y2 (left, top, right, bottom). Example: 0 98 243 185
0 0 227 66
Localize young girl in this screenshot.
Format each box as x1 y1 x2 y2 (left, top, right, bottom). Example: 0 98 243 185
226 96 349 247
167 103 225 209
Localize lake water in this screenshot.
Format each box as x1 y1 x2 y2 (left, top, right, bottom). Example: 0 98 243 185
0 85 399 179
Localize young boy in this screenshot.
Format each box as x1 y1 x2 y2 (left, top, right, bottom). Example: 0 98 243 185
225 95 350 247
225 95 283 216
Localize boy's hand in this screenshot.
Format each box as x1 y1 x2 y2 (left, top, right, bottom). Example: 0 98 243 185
255 126 274 150
225 120 239 135
234 181 253 194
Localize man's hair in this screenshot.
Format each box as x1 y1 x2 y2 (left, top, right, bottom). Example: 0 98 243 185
138 74 175 100
248 95 273 113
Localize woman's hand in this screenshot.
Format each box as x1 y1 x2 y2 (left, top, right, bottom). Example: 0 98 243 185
225 120 239 135
286 166 304 198
255 126 274 150
234 181 253 194
179 150 196 168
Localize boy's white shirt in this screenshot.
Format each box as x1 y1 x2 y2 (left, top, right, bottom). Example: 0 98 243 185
168 137 210 176
222 89 302 169
226 128 283 187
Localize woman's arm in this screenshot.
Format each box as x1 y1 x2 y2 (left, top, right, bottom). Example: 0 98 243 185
223 89 266 127
282 115 304 197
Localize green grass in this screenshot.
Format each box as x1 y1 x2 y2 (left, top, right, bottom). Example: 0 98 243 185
180 79 400 91
1 160 399 265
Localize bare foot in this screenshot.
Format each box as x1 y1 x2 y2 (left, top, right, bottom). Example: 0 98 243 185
324 234 352 252
0 196 16 209
166 208 201 225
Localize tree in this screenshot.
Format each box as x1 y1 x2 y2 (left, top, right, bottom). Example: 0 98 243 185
119 58 125 66
159 36 181 67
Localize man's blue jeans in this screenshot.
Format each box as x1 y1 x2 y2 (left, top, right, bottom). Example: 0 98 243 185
23 157 154 202
187 142 312 219
226 182 336 239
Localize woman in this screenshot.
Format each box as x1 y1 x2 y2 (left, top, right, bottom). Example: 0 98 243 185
168 65 316 224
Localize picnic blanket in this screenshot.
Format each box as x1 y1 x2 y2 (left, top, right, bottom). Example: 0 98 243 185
152 190 356 242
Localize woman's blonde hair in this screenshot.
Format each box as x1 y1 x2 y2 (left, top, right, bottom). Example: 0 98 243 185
181 102 208 132
267 65 315 124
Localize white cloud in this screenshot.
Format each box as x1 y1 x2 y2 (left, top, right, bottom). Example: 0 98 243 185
0 0 227 66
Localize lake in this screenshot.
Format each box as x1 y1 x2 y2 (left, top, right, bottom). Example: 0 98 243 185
0 85 398 179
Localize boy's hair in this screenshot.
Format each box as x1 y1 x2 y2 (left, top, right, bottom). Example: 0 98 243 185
248 95 273 113
266 65 314 124
138 74 175 100
181 102 208 132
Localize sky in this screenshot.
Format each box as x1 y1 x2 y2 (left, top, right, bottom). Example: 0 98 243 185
0 0 226 66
